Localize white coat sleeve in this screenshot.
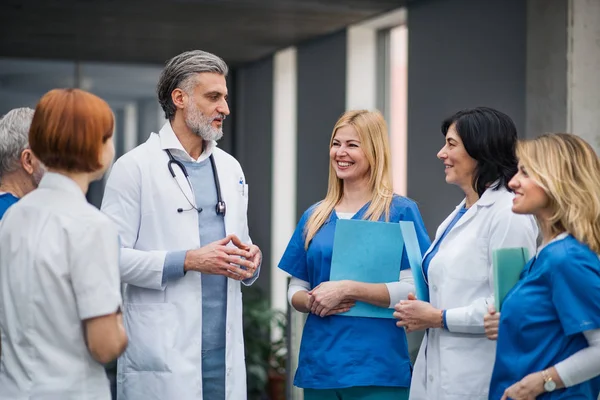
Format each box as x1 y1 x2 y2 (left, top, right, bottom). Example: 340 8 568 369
101 157 168 291
444 206 538 334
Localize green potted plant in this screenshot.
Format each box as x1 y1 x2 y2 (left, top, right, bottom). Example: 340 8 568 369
242 286 287 400
267 309 287 400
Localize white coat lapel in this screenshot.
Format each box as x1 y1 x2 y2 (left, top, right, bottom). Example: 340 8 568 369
423 199 467 260
435 187 505 243
446 202 478 232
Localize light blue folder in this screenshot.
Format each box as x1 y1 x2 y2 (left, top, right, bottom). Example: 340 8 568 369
493 247 530 311
329 219 426 318
399 221 429 303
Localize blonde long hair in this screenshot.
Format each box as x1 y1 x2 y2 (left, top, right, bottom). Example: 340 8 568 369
516 133 600 253
303 110 394 249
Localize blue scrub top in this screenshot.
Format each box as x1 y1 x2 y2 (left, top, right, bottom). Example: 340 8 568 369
490 235 600 399
278 195 431 389
0 193 19 219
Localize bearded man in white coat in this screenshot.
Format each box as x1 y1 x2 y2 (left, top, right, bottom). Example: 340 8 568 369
101 50 262 400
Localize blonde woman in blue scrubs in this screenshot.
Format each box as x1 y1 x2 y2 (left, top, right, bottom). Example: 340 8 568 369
278 110 430 400
485 133 600 399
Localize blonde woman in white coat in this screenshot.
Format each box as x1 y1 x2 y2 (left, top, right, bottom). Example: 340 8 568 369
393 107 538 400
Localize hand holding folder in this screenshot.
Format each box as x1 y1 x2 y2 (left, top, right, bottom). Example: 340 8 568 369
329 219 427 318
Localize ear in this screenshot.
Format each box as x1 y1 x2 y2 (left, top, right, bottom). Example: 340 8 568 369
171 88 187 112
21 149 35 175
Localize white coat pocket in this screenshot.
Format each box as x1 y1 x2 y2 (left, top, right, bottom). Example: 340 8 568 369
121 303 176 373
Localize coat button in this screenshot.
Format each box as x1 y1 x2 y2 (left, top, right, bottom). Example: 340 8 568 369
429 374 434 382
432 285 438 291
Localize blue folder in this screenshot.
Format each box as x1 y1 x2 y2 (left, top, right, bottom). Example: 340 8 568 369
399 221 429 303
329 219 426 318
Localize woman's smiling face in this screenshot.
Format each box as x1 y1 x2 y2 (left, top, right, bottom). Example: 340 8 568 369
330 125 369 183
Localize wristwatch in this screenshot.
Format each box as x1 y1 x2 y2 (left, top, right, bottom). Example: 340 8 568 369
541 369 557 392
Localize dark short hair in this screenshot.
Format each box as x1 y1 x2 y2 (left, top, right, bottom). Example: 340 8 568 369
29 89 114 172
441 107 518 196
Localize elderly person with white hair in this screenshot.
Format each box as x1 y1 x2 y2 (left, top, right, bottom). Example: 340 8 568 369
0 107 45 218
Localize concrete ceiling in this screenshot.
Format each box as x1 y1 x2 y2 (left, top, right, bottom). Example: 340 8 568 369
0 0 405 66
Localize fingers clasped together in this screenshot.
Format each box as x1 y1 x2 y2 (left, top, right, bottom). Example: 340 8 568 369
307 281 355 317
184 234 261 280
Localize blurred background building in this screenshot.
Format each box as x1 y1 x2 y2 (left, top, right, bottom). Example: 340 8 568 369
1 0 599 398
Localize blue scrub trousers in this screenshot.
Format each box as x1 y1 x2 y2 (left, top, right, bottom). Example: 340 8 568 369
304 387 409 400
202 348 226 400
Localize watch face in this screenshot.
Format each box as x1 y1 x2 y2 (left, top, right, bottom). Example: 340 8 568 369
544 380 557 392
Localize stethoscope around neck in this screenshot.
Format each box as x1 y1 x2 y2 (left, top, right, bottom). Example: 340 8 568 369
165 149 226 216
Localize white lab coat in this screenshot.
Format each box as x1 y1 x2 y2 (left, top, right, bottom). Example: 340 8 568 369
101 123 254 400
409 186 538 400
0 173 121 400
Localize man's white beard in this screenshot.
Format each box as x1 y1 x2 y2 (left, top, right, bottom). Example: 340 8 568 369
185 104 224 142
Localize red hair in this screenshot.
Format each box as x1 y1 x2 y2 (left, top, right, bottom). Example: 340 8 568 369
29 88 114 172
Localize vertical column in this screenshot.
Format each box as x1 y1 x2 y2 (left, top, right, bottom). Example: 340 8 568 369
271 48 302 400
271 47 298 313
389 25 409 196
525 0 600 151
346 9 408 195
525 0 568 137
568 0 600 151
346 26 377 110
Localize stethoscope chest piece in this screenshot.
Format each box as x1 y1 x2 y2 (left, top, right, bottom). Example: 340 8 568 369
216 201 226 216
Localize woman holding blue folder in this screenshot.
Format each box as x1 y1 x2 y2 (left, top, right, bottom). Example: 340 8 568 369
394 107 538 400
278 110 430 400
484 133 600 399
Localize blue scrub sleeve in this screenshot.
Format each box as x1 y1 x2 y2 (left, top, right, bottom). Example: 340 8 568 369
277 209 312 282
162 250 187 284
242 257 261 286
398 201 431 271
551 249 600 336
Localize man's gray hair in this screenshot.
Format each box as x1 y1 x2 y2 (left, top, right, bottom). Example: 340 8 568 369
157 50 229 120
0 107 35 181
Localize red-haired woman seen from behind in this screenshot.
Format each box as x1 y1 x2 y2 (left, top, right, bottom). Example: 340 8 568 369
0 89 128 400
